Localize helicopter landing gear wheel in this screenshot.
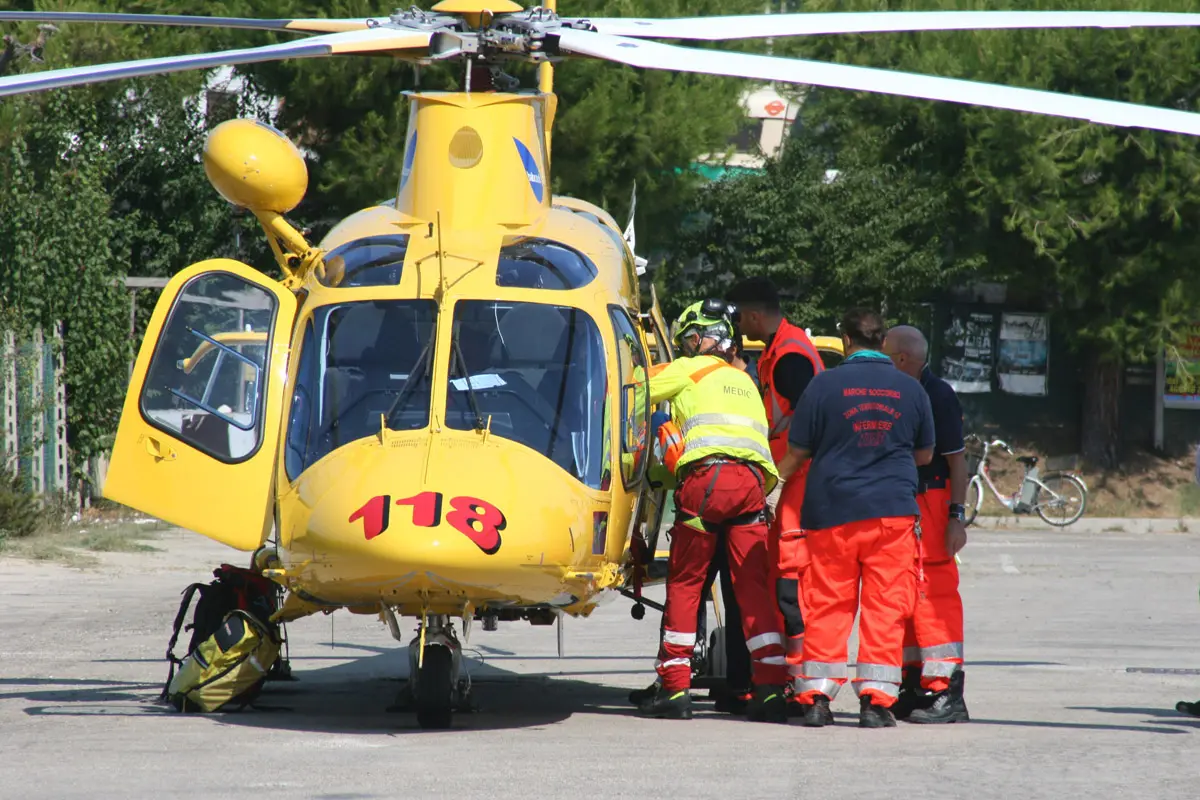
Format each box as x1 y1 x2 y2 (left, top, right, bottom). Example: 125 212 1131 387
705 627 727 682
402 614 465 730
414 645 454 729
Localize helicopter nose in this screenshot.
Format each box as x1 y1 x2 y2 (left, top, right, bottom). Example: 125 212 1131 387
283 432 607 606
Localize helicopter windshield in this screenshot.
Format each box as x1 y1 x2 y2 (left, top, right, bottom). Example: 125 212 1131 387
445 301 609 489
285 299 437 479
495 237 598 290
316 234 409 288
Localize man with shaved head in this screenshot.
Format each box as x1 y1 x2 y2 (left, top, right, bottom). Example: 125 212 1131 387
883 325 970 724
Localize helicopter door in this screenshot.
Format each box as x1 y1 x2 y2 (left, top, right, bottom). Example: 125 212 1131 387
638 285 673 559
103 260 297 551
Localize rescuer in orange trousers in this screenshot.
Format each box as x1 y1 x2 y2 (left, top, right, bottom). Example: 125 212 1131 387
637 300 788 723
884 325 970 724
727 277 825 704
778 308 934 728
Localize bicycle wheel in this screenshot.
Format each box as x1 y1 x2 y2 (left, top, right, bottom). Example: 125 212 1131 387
964 476 983 527
1034 472 1087 527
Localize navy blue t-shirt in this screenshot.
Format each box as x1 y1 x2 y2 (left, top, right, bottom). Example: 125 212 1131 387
789 351 936 530
917 366 966 492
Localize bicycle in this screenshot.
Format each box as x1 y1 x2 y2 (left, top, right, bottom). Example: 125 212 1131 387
962 434 1088 527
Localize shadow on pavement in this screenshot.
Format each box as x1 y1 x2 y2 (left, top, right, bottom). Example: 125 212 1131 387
1066 705 1200 729
972 716 1195 734
11 650 665 733
0 677 161 705
967 660 1066 668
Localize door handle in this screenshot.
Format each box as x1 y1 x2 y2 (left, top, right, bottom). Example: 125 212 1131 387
144 436 176 461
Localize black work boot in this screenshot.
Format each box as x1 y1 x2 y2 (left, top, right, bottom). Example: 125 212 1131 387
799 694 835 727
859 696 898 728
713 687 751 715
746 684 788 724
892 667 932 721
908 668 970 724
638 686 692 720
628 680 660 706
1176 699 1200 718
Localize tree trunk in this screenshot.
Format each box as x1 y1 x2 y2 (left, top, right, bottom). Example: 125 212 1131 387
1080 349 1123 470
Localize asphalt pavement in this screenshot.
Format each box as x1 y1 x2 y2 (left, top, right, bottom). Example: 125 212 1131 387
2 522 1199 799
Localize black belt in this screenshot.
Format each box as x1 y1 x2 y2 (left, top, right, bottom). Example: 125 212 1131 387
683 456 764 482
919 477 949 494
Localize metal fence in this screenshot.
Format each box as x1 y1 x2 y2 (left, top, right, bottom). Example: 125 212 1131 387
0 323 69 496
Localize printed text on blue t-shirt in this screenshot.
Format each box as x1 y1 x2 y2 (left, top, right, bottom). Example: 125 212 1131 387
843 388 903 447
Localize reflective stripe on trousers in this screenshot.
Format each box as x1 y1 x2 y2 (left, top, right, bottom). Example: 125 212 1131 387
922 642 964 660
787 635 805 677
746 632 782 652
903 642 963 675
919 641 964 680
796 660 848 700
854 663 902 702
663 629 697 647
855 662 902 683
854 680 899 699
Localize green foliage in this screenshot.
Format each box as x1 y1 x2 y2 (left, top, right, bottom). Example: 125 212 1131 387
0 462 39 541
786 0 1200 364
662 124 976 327
0 89 131 465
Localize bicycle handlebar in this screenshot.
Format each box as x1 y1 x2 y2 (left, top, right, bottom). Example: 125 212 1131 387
965 433 1015 455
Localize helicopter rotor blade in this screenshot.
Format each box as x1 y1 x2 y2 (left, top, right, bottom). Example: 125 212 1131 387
0 11 375 35
566 10 1200 41
0 27 431 99
556 30 1200 138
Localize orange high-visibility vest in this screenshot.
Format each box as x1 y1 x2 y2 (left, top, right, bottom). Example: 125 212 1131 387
758 319 825 464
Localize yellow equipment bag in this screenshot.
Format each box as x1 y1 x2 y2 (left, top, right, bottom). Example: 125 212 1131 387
165 609 280 712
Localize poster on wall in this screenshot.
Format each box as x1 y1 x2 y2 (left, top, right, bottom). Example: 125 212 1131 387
1163 324 1200 409
997 313 1050 396
940 312 994 393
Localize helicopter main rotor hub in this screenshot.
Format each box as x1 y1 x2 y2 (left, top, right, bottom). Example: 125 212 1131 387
376 6 596 65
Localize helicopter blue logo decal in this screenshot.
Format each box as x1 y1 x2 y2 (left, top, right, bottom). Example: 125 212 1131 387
513 138 543 202
400 132 418 190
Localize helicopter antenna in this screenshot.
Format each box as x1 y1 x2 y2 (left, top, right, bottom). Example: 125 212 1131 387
434 210 447 305
623 182 637 250
623 183 649 276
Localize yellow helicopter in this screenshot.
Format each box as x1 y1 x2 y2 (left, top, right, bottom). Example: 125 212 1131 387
5 4 1200 728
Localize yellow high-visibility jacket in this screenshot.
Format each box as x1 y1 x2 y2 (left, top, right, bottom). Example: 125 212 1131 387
648 354 779 493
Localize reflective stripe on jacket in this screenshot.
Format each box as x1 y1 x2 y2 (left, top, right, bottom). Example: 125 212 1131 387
758 319 825 464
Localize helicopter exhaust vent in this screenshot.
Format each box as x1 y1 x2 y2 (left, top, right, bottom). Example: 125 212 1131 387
448 126 484 169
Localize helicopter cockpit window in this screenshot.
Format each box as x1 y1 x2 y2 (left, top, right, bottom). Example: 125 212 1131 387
284 299 437 479
444 301 610 489
495 237 598 291
317 234 410 288
139 272 276 464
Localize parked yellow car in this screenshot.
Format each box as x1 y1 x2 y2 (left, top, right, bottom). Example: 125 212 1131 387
743 333 844 371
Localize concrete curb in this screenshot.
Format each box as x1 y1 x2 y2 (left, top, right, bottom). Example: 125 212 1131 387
970 515 1200 534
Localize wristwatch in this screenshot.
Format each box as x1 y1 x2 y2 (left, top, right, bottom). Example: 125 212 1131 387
948 503 966 521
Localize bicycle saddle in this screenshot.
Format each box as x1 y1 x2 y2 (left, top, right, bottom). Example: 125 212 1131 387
1017 455 1039 467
